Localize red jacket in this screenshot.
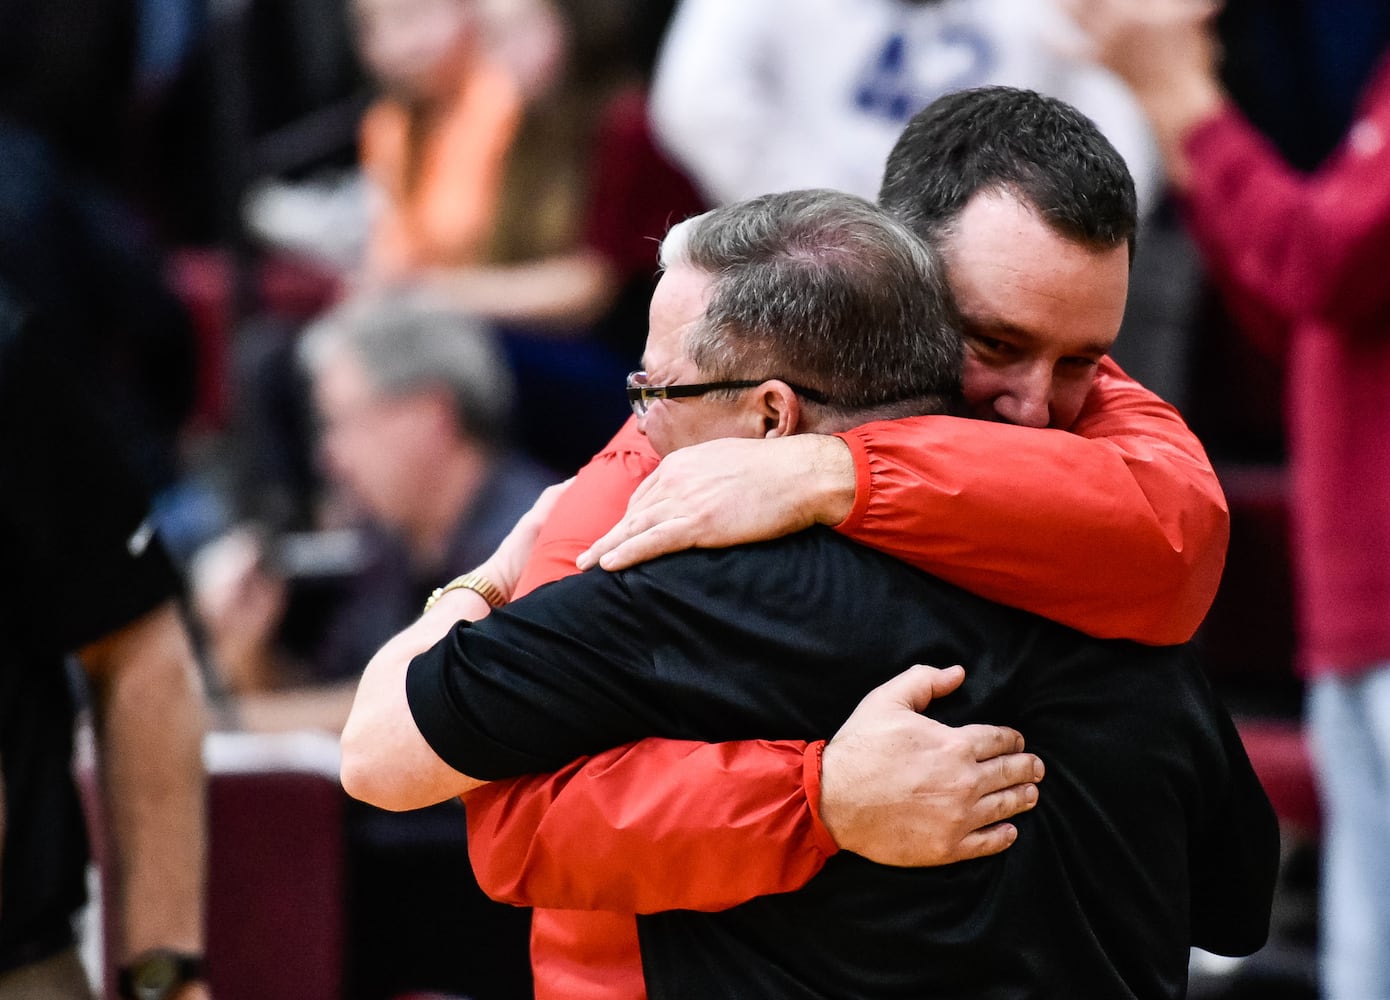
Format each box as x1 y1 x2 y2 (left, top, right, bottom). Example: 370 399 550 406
1179 55 1390 675
468 358 1229 999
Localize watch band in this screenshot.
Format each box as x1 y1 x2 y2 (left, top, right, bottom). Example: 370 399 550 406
423 571 507 614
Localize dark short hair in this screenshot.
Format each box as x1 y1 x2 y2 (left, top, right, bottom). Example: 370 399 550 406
878 86 1138 258
659 189 963 422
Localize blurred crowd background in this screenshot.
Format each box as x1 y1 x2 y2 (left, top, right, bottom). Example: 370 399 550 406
4 0 1390 997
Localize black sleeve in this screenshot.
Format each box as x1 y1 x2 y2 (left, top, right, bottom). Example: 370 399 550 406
406 568 663 781
405 534 965 782
0 293 179 655
1188 705 1282 956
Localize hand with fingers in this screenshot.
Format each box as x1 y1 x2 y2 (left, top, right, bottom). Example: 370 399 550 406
1068 0 1221 87
1060 0 1225 182
818 664 1044 867
578 433 854 572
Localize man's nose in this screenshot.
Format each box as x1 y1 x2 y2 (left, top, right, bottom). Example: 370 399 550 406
994 369 1052 428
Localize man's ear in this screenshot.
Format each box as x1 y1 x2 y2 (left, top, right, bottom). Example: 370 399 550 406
753 380 801 438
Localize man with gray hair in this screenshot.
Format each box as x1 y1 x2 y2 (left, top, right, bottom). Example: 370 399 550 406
300 290 519 460
342 188 1272 996
200 292 552 717
196 292 550 997
635 185 963 438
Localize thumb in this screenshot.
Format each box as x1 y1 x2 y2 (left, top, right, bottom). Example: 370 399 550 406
863 663 965 713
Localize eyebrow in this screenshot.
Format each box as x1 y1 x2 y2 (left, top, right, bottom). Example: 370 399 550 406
963 316 1111 357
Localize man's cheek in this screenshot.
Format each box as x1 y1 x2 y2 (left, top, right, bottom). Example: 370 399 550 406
960 366 1002 421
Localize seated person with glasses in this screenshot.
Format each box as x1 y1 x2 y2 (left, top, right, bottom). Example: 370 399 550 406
341 188 1276 997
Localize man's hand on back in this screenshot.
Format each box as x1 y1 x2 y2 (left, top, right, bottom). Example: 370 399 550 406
577 434 856 571
819 665 1043 867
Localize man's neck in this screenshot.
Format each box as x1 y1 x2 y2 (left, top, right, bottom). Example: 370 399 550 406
801 398 953 437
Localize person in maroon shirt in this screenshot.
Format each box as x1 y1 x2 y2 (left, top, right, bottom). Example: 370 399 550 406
1066 3 1390 997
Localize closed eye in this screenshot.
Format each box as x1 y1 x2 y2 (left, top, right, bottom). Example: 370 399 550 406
1059 356 1101 373
966 333 1019 358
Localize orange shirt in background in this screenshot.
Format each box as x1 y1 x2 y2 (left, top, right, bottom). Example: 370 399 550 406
359 59 523 276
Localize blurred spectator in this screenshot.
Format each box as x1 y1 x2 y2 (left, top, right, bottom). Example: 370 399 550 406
1181 0 1390 457
0 282 209 1000
199 292 546 1000
363 0 705 470
350 0 699 353
197 292 551 734
1216 0 1390 175
238 0 703 507
0 0 212 551
1065 3 1390 998
349 0 511 280
0 121 200 515
649 0 1160 212
0 0 136 183
410 2 689 323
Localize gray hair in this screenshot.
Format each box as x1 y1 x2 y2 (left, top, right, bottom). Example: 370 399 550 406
299 291 515 444
658 189 962 424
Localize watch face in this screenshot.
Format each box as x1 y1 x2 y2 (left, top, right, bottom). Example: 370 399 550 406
133 952 179 1000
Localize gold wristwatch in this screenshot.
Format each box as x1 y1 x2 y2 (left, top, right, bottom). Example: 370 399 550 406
423 572 507 614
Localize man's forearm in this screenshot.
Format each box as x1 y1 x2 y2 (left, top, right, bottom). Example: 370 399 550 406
1128 72 1224 190
82 602 208 959
341 479 571 809
806 434 857 526
340 586 494 808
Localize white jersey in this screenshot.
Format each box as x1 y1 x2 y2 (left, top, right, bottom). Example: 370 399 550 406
650 0 1161 212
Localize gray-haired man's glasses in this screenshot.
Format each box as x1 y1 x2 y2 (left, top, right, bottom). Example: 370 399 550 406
625 371 830 417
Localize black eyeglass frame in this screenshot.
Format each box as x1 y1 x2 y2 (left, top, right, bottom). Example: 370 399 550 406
625 371 831 417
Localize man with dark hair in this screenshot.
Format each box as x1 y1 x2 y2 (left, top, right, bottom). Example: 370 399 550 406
398 85 1234 1000
878 84 1139 257
341 188 1274 997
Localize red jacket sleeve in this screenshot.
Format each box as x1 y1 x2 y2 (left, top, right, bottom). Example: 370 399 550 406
464 738 836 912
1178 59 1390 357
834 358 1228 645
